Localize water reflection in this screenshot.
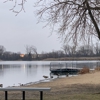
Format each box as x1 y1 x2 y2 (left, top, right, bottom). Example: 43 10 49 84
0 61 100 87
0 62 50 87
25 64 37 77
0 64 3 77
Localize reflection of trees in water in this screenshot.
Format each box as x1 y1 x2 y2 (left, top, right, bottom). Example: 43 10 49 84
0 64 21 69
0 64 38 77
25 64 38 77
41 65 50 78
0 64 4 77
0 64 22 77
42 65 50 71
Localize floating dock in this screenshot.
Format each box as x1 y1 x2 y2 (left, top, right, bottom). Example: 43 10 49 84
50 62 80 75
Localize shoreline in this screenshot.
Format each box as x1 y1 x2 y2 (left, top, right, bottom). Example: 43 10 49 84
0 57 100 61
8 69 98 87
27 70 100 87
1 71 100 100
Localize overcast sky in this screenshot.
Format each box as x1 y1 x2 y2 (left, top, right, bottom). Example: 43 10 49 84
0 0 62 54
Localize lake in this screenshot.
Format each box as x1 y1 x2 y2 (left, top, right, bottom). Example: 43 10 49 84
0 60 100 87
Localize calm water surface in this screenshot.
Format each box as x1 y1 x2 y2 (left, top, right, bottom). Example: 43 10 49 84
0 61 52 87
0 61 100 87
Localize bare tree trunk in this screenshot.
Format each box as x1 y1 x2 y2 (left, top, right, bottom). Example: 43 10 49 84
86 1 100 39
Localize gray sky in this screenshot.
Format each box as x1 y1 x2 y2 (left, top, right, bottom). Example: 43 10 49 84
0 1 62 54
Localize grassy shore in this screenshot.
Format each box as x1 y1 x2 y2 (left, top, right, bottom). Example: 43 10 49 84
1 71 100 100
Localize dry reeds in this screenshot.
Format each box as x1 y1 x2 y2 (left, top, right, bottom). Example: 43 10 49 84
79 67 90 74
95 67 100 71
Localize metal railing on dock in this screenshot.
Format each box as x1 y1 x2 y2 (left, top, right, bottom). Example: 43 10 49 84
0 87 51 100
50 61 99 71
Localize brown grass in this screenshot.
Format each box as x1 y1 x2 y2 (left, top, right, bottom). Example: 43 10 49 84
42 57 100 61
95 67 100 71
79 67 90 74
1 84 100 100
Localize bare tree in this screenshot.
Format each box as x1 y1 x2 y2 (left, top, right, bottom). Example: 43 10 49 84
35 0 100 44
25 45 38 59
5 0 100 45
0 45 6 55
62 44 71 55
25 45 31 54
94 42 100 55
30 46 38 59
77 44 94 56
4 0 26 16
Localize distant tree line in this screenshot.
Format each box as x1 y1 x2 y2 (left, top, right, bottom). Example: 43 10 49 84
0 43 100 61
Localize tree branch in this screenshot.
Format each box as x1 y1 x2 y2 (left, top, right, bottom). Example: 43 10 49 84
86 1 100 39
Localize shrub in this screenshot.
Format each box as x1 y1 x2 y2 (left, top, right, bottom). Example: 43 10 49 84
79 67 90 74
95 67 100 71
